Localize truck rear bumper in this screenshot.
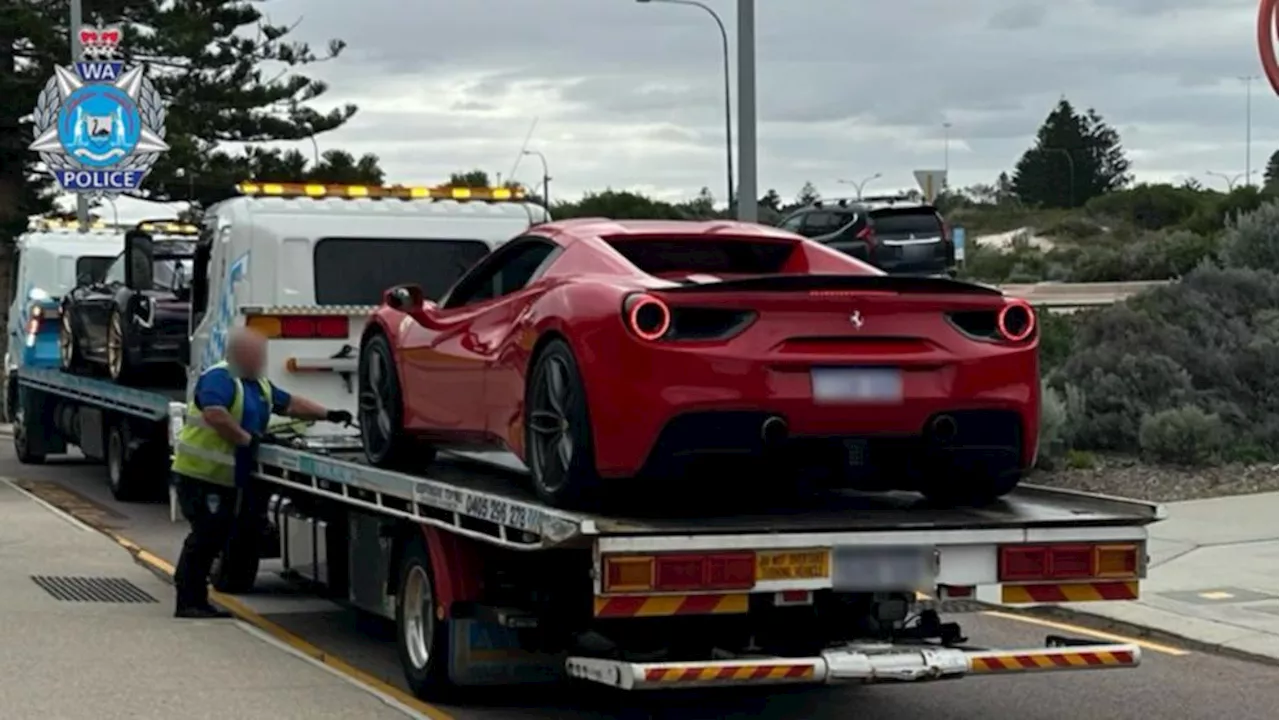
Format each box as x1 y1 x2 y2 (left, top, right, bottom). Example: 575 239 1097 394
565 639 1141 690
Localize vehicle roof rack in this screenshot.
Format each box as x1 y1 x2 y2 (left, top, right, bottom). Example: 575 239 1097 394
233 182 526 202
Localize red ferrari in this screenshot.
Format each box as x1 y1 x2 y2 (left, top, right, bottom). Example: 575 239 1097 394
358 219 1039 509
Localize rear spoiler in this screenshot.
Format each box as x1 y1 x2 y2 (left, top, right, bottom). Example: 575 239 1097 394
655 274 1005 297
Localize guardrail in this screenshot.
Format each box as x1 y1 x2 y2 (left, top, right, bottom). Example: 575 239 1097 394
997 281 1172 309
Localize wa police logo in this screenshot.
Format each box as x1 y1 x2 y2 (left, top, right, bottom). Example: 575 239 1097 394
28 24 169 197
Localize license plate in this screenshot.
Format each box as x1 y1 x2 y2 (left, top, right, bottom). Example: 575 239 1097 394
831 546 936 592
757 549 831 582
811 367 903 403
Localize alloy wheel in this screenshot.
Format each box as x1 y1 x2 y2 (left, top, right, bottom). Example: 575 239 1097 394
107 430 123 493
107 314 123 378
527 356 575 491
59 313 73 367
402 565 435 671
358 345 395 456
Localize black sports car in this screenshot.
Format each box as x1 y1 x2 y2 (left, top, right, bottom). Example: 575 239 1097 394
60 227 195 384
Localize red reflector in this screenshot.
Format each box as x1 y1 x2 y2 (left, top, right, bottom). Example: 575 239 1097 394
654 556 704 591
1000 547 1048 581
279 316 315 337
652 553 756 591
1048 546 1095 579
315 316 350 338
781 590 811 603
940 584 974 598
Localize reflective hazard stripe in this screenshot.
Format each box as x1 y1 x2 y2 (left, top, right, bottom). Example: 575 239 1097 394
175 441 234 466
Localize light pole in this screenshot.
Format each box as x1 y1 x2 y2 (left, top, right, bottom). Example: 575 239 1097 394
837 173 881 200
71 0 89 232
1205 170 1255 192
736 0 757 221
637 0 734 212
942 121 952 177
1238 75 1259 187
1043 147 1076 207
523 150 552 208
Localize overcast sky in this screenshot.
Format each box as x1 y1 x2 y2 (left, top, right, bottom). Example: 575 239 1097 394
248 0 1274 204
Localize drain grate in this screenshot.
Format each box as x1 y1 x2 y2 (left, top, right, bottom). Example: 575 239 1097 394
31 575 158 604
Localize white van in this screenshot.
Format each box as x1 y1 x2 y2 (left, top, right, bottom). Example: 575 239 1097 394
188 182 549 445
3 227 124 420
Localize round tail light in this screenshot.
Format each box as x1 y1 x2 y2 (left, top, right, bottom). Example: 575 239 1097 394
624 294 671 341
997 302 1036 343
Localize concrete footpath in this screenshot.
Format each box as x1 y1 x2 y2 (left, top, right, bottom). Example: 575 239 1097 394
1060 491 1279 660
0 480 423 720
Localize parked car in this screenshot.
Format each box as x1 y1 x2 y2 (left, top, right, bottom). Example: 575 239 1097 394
358 218 1038 509
778 196 955 275
59 224 197 384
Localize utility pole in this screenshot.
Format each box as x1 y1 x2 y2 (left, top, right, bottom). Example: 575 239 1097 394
71 0 89 232
942 122 952 177
1238 76 1258 187
735 0 757 222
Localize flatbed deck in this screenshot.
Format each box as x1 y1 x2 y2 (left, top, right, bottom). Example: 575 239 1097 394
256 443 1164 551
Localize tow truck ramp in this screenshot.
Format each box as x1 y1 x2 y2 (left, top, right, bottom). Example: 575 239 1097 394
566 640 1142 690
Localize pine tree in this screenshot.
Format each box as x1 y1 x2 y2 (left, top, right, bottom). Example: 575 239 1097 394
796 181 820 206
1264 151 1278 195
1011 99 1131 208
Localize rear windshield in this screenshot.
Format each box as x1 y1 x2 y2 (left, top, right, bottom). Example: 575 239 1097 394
606 239 795 276
75 255 115 285
869 208 943 237
314 237 491 305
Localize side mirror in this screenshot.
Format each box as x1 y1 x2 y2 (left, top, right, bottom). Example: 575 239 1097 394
384 284 436 324
124 229 155 291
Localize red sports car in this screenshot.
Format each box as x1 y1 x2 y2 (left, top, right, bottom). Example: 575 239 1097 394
358 219 1039 509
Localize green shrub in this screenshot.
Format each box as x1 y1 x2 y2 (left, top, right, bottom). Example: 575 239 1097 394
1036 307 1075 373
1084 184 1206 231
1064 230 1217 282
1181 186 1267 235
1052 349 1194 450
1064 449 1097 469
1138 406 1227 466
1037 384 1069 467
1219 202 1278 271
1040 214 1105 239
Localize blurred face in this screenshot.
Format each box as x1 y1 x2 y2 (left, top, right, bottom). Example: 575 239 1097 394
229 332 267 378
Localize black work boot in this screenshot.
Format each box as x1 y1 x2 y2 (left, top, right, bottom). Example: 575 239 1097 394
175 604 233 619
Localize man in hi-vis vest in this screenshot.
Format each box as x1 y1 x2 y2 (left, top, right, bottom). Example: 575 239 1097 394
172 327 353 618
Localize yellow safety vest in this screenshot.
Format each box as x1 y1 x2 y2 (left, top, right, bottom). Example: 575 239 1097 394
171 361 274 487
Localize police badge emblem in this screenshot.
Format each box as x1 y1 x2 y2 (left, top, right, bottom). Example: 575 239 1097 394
28 24 170 198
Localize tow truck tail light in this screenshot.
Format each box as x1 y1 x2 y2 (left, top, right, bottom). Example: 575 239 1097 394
247 315 350 339
603 552 757 593
999 543 1140 582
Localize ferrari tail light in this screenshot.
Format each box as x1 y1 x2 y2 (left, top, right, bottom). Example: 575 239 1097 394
996 302 1036 343
603 552 757 593
998 543 1141 582
246 315 350 339
623 293 671 341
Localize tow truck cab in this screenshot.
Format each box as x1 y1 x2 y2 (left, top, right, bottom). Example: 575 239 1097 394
187 182 550 441
4 226 122 421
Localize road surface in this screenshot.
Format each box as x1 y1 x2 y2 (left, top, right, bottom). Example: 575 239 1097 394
3 449 1275 720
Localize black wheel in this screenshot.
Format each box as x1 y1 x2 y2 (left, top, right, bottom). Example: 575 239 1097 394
105 421 154 501
59 308 82 373
395 533 454 700
359 332 435 469
920 470 1023 506
2 375 16 424
524 339 600 508
12 404 45 465
107 309 138 384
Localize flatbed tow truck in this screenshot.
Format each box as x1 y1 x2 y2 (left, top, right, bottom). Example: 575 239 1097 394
10 185 1164 702
12 363 1165 698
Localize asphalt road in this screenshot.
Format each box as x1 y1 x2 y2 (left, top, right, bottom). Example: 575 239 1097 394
3 446 1276 720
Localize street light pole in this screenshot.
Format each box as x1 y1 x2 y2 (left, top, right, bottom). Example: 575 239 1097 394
523 150 552 209
1043 147 1076 207
1238 75 1258 187
70 0 89 232
837 172 881 200
735 0 757 222
942 122 952 177
638 0 734 213
1205 170 1252 192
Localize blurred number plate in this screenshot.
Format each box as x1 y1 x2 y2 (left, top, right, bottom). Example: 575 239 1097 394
831 546 936 592
757 549 831 582
812 367 903 403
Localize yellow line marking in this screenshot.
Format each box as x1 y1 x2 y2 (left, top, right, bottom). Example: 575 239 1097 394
982 610 1189 656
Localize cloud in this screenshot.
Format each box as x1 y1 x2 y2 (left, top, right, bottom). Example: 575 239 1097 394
246 0 1276 202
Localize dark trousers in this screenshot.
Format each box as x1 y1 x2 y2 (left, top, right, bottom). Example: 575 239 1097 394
172 473 238 610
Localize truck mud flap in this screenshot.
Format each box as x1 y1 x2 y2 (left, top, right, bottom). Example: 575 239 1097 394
566 641 1141 690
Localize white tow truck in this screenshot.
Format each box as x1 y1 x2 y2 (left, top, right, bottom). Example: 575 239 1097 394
11 183 1164 701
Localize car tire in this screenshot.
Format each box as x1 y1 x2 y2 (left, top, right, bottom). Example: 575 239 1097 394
524 338 601 508
920 469 1022 507
359 332 436 470
59 308 83 373
13 404 46 465
107 309 138 384
105 420 158 502
395 532 455 701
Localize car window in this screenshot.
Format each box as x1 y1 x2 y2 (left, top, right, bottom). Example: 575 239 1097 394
76 256 114 285
802 211 842 236
868 208 943 238
778 214 805 232
314 237 492 306
442 239 559 310
103 255 125 284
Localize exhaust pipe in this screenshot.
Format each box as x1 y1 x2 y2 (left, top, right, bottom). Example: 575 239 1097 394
930 414 958 442
761 416 789 444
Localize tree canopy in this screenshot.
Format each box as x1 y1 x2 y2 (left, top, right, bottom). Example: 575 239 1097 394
1011 98 1132 209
